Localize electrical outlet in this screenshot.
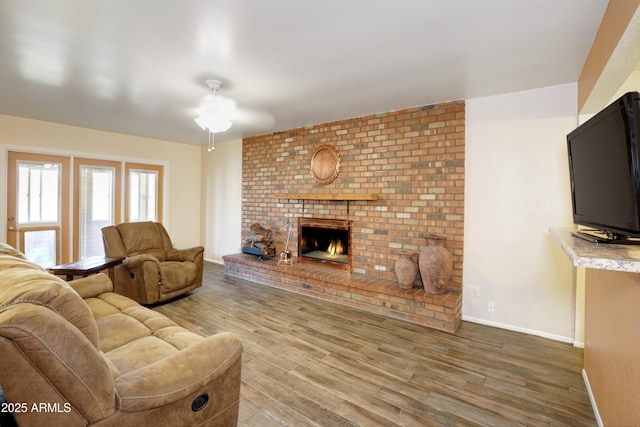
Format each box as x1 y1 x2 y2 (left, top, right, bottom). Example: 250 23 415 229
469 286 480 297
488 301 495 313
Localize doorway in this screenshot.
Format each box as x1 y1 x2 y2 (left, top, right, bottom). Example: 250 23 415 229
7 152 71 266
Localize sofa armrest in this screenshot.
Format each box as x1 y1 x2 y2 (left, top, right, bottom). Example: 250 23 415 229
69 273 114 298
123 254 160 268
165 246 204 263
114 332 242 412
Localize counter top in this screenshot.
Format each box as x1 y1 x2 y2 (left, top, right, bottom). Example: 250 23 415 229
550 227 640 273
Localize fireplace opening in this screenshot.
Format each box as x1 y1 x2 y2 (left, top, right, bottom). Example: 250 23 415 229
301 228 348 263
298 218 351 271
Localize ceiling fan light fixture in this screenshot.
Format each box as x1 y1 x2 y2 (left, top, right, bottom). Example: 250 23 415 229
194 79 234 135
194 113 233 133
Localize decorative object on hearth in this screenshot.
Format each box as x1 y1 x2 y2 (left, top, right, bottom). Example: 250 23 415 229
418 234 453 294
278 216 294 266
242 223 276 260
310 144 341 185
394 251 419 289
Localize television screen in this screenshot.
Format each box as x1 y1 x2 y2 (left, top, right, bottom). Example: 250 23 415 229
567 91 640 243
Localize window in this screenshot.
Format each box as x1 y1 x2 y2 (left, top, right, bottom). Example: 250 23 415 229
18 162 60 224
79 166 115 257
23 228 57 268
8 152 162 264
129 169 157 221
8 152 70 266
74 159 121 259
126 163 163 222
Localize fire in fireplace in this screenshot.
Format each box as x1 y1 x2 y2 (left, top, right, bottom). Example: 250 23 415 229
298 218 351 270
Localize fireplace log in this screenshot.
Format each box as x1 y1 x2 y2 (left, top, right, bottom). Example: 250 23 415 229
247 223 272 242
243 223 276 258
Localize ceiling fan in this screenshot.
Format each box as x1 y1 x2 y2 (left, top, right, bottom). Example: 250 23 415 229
194 80 235 151
194 79 275 151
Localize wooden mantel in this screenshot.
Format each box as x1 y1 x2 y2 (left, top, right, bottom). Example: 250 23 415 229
274 193 378 201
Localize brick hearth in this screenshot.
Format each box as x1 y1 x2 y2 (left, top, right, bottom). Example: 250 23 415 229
223 253 462 332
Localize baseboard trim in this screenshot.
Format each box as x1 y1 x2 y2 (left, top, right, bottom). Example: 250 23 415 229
462 316 573 343
582 369 603 427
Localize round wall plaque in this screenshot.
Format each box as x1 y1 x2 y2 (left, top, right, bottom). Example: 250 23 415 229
310 144 341 185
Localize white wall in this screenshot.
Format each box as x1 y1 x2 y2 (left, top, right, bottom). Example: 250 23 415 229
463 83 578 342
201 139 242 263
610 67 640 103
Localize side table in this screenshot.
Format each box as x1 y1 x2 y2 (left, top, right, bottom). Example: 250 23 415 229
49 256 124 282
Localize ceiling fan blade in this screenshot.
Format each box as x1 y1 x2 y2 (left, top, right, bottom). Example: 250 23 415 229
231 107 275 130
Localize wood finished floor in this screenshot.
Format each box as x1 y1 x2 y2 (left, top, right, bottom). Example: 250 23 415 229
151 262 596 427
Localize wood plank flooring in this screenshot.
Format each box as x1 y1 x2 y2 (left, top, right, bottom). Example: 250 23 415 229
151 262 596 426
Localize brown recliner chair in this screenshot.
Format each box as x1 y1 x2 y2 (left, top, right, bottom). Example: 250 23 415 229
101 222 204 304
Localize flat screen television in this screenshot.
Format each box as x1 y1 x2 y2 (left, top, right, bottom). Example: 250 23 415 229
567 91 640 244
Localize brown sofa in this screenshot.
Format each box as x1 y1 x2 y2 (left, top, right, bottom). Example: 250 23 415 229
101 222 204 304
0 243 242 427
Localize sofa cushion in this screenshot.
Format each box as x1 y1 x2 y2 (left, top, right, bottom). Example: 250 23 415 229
87 290 207 376
106 336 181 375
159 261 197 293
0 243 32 260
117 221 166 261
0 304 116 423
106 329 207 378
97 313 154 352
0 254 100 349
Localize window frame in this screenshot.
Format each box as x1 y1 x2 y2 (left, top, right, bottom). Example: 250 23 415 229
73 158 122 260
125 162 163 223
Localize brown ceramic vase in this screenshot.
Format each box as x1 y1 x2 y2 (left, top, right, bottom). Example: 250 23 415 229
394 251 418 289
418 234 453 294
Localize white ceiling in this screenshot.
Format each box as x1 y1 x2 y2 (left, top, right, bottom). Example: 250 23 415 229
0 0 609 146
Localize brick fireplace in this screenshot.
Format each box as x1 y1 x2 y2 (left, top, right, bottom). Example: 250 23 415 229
224 100 465 332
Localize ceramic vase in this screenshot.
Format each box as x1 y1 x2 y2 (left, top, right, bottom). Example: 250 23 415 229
394 251 418 289
418 234 453 294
